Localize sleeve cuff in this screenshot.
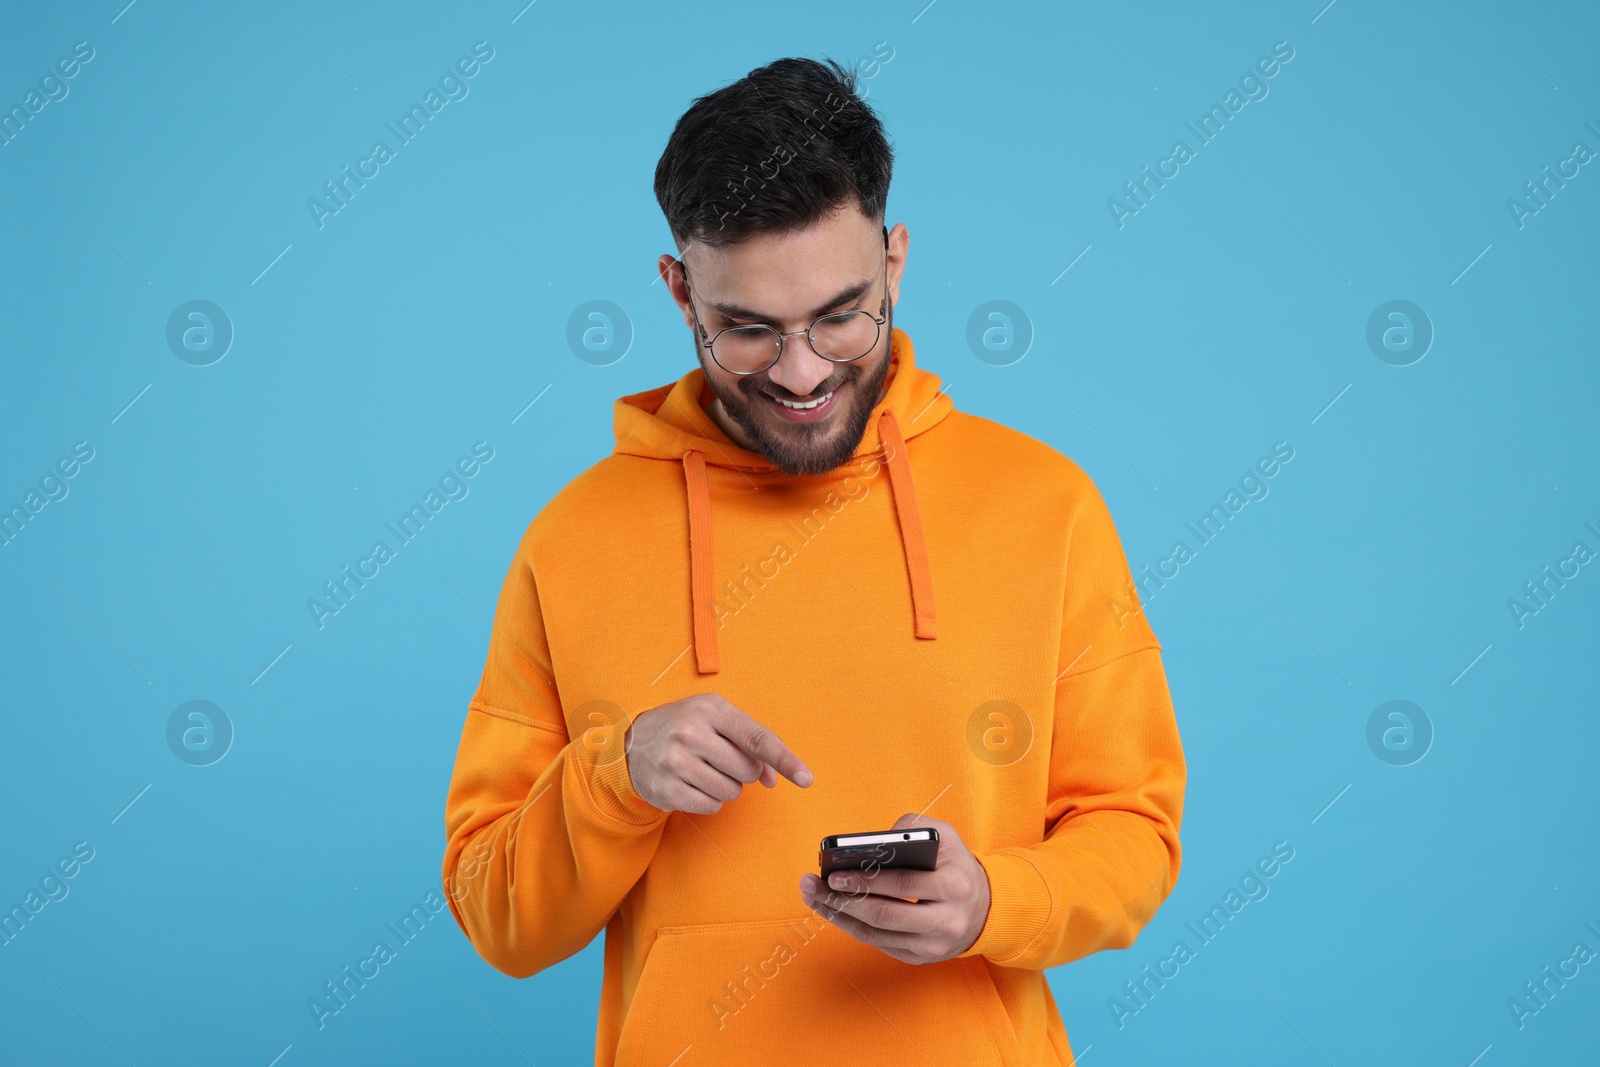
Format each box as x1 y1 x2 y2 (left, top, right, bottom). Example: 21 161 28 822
577 748 667 827
960 849 1055 965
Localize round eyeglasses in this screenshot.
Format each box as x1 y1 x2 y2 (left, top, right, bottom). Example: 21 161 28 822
678 225 890 376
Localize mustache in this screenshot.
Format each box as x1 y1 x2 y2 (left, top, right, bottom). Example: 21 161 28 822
743 367 855 403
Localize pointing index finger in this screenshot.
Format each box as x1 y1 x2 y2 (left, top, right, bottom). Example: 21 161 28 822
712 702 813 787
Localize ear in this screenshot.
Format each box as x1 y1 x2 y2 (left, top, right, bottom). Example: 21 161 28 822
658 253 695 331
885 223 909 311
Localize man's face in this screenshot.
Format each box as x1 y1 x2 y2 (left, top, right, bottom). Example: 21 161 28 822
664 209 905 477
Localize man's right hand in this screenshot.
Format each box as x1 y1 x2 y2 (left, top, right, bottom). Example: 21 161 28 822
622 693 814 814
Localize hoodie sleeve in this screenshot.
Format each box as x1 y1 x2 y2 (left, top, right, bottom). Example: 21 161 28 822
959 471 1186 971
441 533 669 979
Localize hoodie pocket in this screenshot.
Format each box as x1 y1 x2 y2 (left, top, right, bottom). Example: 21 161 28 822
615 917 1024 1067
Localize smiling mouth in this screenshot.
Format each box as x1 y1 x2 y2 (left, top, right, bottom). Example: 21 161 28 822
756 380 847 423
770 390 834 410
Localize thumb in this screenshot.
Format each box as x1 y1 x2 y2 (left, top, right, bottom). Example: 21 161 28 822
759 763 778 788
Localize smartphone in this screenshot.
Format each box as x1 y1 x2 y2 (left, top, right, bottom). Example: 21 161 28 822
818 827 940 879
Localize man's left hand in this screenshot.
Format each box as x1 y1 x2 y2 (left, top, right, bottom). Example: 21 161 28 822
798 813 991 965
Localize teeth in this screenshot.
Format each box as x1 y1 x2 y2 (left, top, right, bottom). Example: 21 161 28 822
772 390 833 410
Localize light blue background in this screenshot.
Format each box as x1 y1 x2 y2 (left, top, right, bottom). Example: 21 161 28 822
2 1 1596 1063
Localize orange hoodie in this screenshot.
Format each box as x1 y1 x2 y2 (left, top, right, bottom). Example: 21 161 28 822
441 327 1185 1066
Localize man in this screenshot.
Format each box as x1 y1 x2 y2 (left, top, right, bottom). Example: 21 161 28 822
442 57 1185 1066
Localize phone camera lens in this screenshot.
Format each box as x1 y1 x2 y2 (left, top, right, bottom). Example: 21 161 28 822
903 833 910 840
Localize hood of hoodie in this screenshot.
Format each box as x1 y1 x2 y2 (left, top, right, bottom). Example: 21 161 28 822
611 327 953 674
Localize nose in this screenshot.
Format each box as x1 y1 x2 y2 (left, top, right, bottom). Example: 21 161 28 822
765 332 836 399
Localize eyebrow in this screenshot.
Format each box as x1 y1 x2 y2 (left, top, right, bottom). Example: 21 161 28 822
703 275 874 326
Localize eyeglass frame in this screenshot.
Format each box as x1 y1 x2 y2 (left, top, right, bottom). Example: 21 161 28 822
676 223 891 376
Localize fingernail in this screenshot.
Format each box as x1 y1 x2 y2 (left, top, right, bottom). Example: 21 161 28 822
796 768 814 787
829 873 849 890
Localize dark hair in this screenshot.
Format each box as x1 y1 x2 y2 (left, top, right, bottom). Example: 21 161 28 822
653 57 894 250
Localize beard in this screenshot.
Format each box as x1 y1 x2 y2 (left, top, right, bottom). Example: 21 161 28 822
699 306 894 478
